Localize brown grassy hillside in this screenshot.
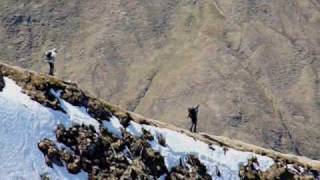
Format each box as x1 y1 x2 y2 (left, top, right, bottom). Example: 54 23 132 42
0 0 319 159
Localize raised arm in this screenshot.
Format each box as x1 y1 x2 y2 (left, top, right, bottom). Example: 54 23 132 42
195 104 200 112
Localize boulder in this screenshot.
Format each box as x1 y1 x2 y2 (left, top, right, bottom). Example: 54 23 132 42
67 162 81 174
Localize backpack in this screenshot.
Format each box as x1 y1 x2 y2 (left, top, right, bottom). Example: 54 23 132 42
46 51 52 60
188 108 197 119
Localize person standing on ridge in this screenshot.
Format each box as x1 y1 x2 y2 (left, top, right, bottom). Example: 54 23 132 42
44 48 57 76
187 104 200 133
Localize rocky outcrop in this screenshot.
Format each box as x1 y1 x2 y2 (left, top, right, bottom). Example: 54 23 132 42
239 157 319 179
167 155 212 180
39 123 212 179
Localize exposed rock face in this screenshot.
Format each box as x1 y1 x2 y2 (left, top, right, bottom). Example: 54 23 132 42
0 0 320 159
167 155 212 180
239 157 319 179
38 123 212 179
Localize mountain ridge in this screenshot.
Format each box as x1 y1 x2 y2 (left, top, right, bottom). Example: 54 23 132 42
0 62 319 172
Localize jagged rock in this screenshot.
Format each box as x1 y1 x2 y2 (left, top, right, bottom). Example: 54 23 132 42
40 173 50 180
38 139 63 167
157 133 166 147
111 139 125 152
167 165 189 180
67 162 81 174
38 139 53 153
239 157 319 180
47 146 59 159
60 149 73 163
81 158 93 172
142 128 154 141
118 113 132 128
142 147 167 177
44 155 53 168
121 129 134 144
91 166 100 176
87 100 111 121
128 159 148 178
130 139 147 157
121 166 136 180
187 155 211 179
143 147 155 160
167 172 187 180
61 87 89 107
166 156 212 180
0 74 5 91
139 119 151 125
216 166 221 177
55 124 66 142
239 164 246 179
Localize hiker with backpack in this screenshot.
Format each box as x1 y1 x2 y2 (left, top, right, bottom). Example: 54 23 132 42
187 104 200 133
44 48 57 76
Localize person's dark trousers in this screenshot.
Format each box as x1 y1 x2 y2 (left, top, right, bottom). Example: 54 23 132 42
48 62 54 76
189 121 197 132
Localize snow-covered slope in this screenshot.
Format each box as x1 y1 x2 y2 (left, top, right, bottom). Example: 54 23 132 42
0 78 88 179
127 121 275 179
0 68 319 179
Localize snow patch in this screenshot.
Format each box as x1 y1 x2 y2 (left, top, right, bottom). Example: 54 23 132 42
127 121 275 179
50 89 100 131
102 116 124 138
0 77 88 179
126 121 143 137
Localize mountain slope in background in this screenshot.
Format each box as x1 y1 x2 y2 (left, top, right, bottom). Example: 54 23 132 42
0 0 320 159
0 63 319 179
